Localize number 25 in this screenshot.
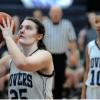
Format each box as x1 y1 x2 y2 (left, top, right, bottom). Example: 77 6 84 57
10 88 27 99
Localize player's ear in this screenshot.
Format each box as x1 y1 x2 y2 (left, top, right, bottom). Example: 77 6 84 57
37 34 43 41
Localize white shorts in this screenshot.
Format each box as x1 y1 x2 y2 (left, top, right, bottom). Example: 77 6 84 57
86 86 100 99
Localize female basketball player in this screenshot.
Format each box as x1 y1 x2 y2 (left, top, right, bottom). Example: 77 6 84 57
81 15 100 99
0 17 54 99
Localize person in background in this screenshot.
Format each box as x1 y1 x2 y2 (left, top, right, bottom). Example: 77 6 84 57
42 5 76 98
12 15 20 34
33 9 48 22
64 41 84 99
78 29 87 67
33 10 43 22
85 12 97 44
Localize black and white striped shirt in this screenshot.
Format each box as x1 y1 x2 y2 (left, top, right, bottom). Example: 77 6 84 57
42 18 76 54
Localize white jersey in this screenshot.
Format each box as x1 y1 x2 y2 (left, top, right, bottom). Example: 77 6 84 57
8 50 54 99
86 40 100 86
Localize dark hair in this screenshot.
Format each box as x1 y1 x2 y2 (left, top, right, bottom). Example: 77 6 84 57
25 17 46 49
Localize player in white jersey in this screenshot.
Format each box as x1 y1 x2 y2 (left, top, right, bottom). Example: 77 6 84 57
0 17 54 99
81 15 100 99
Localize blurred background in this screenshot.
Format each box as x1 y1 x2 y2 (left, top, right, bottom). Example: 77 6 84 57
0 0 100 99
0 0 99 34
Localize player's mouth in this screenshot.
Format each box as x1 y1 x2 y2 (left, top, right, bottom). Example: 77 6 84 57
96 28 100 32
19 34 25 39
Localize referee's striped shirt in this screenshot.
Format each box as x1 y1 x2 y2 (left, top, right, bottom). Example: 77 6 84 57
42 18 76 54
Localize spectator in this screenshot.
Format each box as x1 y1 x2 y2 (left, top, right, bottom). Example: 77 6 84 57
12 15 20 34
78 12 97 68
78 29 87 67
85 12 97 44
64 41 84 99
33 9 48 22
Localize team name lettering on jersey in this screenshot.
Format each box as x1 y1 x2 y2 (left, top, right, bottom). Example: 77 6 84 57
90 57 100 85
91 57 100 68
9 73 33 88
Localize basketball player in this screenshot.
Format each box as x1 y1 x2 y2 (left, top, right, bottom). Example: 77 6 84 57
81 15 100 99
0 17 54 99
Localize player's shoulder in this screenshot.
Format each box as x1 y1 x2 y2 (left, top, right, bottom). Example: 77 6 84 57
87 40 96 53
35 49 52 58
87 40 95 47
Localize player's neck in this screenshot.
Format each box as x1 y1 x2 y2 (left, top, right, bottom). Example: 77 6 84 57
20 42 38 56
97 38 100 48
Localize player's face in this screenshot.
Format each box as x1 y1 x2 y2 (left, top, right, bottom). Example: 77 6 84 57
94 16 100 34
18 20 42 45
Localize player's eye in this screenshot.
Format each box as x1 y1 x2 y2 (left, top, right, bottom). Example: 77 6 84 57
19 25 23 29
26 25 32 30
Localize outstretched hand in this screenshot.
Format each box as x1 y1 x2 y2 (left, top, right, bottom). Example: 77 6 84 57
0 17 14 39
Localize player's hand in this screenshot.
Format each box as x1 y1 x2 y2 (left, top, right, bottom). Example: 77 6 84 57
0 17 14 39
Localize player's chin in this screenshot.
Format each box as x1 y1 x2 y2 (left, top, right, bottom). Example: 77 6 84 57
19 39 26 44
19 40 30 46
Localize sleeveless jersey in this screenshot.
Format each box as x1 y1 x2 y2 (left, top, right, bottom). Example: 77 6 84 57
86 40 100 86
8 50 54 99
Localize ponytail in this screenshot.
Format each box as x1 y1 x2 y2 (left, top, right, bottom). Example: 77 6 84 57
38 39 46 49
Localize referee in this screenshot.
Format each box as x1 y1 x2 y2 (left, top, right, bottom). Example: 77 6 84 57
42 5 76 98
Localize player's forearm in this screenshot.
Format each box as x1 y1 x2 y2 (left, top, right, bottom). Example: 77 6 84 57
5 37 27 67
0 55 10 78
81 72 88 99
81 82 86 99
